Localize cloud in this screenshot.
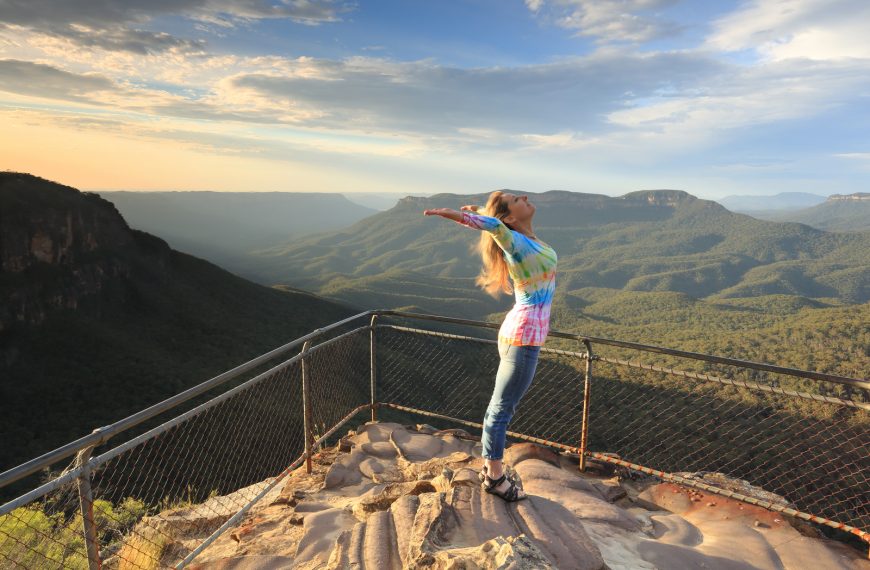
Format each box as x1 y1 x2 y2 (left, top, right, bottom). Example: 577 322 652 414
517 130 598 150
606 57 870 138
3 42 868 167
0 59 115 100
225 51 721 137
0 0 349 54
0 0 348 28
3 1 869 168
40 25 207 56
707 0 870 61
1 106 426 167
526 0 682 44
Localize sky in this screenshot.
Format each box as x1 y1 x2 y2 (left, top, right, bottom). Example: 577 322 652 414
0 0 868 199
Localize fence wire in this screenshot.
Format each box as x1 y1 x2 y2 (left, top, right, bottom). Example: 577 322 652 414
377 326 588 449
306 329 372 448
2 317 867 568
0 327 372 569
588 353 869 533
376 324 868 539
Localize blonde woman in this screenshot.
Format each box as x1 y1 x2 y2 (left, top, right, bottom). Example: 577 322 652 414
423 191 557 501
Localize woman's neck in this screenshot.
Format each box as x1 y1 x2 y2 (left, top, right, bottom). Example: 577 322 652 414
512 220 536 238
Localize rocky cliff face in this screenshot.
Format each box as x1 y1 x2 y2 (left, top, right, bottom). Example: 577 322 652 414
0 173 168 331
828 193 870 201
621 189 697 207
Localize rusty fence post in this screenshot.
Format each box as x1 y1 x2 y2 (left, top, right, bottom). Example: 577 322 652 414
75 443 101 570
370 314 379 422
579 339 593 473
301 340 313 474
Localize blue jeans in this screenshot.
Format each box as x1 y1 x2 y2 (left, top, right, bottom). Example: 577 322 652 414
481 341 541 460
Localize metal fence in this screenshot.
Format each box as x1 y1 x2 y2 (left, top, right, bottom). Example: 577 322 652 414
1 310 868 568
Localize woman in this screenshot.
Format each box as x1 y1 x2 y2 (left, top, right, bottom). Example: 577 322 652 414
423 190 557 501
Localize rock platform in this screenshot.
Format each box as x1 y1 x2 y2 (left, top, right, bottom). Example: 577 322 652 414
180 422 868 569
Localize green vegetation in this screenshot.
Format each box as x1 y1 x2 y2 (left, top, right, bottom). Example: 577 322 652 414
235 190 868 385
0 496 146 569
766 197 870 232
243 191 869 307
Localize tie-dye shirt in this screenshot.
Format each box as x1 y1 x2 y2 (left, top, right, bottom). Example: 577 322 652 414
457 211 557 346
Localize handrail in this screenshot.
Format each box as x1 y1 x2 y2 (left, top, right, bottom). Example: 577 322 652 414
0 310 375 490
2 307 866 490
377 310 869 389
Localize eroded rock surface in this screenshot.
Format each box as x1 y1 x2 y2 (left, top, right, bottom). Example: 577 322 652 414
184 422 869 569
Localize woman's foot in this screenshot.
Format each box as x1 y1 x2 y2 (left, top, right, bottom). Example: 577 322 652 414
483 472 526 501
481 465 526 501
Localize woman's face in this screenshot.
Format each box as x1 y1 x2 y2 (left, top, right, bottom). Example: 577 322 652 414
501 192 535 224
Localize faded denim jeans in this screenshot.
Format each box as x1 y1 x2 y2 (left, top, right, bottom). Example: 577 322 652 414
481 340 541 460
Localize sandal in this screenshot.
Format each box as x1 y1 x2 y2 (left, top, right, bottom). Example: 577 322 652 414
482 472 526 502
479 464 519 485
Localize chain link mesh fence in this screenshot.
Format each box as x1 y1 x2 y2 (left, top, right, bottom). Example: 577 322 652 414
589 351 869 533
306 329 371 447
375 323 868 541
2 315 867 568
0 325 372 569
377 325 590 450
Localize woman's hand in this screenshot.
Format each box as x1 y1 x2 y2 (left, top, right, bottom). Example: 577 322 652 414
423 207 461 221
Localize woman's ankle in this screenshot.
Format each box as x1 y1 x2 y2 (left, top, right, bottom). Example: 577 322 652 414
484 460 504 480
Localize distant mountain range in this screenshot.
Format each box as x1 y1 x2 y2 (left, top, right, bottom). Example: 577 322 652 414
717 192 827 213
97 190 378 280
244 189 869 313
0 173 355 475
717 192 870 232
344 192 434 211
765 193 870 232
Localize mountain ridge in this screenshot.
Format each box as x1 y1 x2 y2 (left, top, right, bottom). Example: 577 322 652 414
95 189 379 282
0 173 357 476
243 189 869 309
717 192 827 213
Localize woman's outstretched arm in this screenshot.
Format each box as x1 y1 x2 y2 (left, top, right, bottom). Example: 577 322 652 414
422 207 463 221
423 206 516 254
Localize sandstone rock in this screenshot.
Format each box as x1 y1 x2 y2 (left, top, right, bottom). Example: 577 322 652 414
155 424 869 570
352 481 437 518
503 442 561 468
427 535 557 569
674 471 792 507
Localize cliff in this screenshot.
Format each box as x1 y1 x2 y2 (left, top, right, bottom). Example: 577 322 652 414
125 422 869 569
0 173 355 478
828 193 870 201
0 172 168 330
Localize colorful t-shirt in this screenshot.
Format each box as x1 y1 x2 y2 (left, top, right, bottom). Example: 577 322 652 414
457 211 557 346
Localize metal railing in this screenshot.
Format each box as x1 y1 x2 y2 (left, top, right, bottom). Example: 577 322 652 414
1 309 867 568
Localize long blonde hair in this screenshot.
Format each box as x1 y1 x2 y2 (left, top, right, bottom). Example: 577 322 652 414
475 190 514 298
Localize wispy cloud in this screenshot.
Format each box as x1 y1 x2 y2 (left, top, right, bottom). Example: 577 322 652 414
0 0 350 55
0 59 115 100
526 0 682 44
708 0 870 61
225 51 720 139
0 0 350 28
